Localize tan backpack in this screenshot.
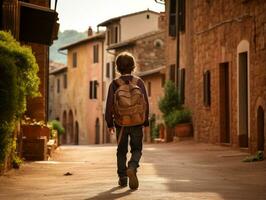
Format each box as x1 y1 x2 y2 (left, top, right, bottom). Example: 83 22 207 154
113 76 147 127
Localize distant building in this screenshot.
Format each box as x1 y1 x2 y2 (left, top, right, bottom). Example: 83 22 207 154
55 32 105 145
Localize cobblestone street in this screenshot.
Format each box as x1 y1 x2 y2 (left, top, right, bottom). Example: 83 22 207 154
0 141 266 200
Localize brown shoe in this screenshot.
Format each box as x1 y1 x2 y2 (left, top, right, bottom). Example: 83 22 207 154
118 176 127 187
127 168 139 190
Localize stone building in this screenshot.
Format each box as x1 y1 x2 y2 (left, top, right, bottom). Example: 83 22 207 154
164 0 266 153
48 61 68 142
98 9 162 142
54 31 105 145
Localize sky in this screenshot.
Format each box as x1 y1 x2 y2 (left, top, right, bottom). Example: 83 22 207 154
50 0 165 32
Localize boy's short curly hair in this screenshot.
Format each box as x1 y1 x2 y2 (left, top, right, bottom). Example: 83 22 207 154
115 52 135 74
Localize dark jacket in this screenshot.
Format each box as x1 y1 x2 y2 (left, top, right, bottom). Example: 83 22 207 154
105 75 149 128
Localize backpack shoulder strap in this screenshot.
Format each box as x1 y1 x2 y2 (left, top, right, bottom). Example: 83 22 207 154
131 76 140 85
115 78 125 87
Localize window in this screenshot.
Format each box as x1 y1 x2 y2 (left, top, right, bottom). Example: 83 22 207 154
93 80 97 98
72 52 77 67
169 64 175 83
168 0 186 36
154 39 164 48
114 26 118 43
161 74 166 87
112 61 116 79
107 26 119 45
57 78 60 93
179 0 186 32
93 44 99 63
146 14 150 19
107 29 111 45
203 70 211 106
169 0 176 37
63 73 67 89
148 82 151 97
102 82 106 101
179 68 185 104
106 63 110 78
89 80 98 99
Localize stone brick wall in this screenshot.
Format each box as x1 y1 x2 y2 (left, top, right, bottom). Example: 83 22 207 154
134 31 165 72
165 0 266 153
192 0 266 152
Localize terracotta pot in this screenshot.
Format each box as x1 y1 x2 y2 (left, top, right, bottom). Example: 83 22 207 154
175 123 193 137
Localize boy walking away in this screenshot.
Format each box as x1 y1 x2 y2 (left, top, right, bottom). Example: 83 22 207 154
105 52 149 190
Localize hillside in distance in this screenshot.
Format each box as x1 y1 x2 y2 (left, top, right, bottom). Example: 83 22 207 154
50 30 87 64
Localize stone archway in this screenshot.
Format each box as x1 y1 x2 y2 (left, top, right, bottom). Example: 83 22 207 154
62 111 67 144
237 40 250 148
75 121 79 145
95 118 100 144
68 110 74 144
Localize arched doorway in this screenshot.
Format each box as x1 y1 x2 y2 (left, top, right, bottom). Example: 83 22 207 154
75 121 79 145
95 118 100 144
257 106 264 151
62 111 67 144
68 110 74 144
237 40 249 148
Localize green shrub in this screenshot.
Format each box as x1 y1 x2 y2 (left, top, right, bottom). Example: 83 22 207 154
48 120 65 136
151 124 160 139
159 80 182 116
0 31 40 118
0 57 18 123
164 108 192 128
0 31 40 165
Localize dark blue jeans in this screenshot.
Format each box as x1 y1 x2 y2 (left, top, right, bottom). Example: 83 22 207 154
116 126 143 178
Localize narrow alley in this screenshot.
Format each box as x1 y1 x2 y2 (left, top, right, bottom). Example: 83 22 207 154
0 141 266 200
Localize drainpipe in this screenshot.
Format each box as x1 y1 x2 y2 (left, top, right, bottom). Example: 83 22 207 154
101 39 105 144
54 0 58 10
175 0 180 88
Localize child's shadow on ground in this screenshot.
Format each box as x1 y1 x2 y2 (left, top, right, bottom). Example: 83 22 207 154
85 186 134 200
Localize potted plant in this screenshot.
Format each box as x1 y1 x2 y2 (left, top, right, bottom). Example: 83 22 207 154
164 108 193 137
159 80 193 139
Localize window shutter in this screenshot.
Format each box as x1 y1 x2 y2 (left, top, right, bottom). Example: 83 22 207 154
93 45 99 63
107 29 111 45
148 82 151 97
169 64 175 83
178 0 186 32
169 0 176 37
114 26 118 43
106 63 110 78
63 74 67 89
180 68 185 104
73 52 77 67
204 71 211 106
112 61 116 79
161 74 165 87
93 80 98 99
57 78 60 93
89 81 93 99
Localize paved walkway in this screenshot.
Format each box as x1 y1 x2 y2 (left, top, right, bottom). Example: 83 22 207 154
0 140 266 200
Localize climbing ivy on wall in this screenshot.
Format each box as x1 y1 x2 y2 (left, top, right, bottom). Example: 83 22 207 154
0 31 40 165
